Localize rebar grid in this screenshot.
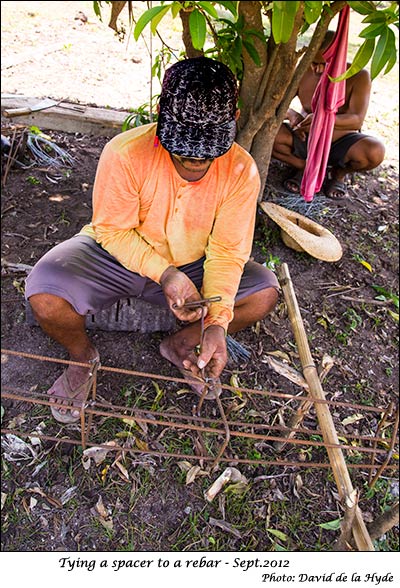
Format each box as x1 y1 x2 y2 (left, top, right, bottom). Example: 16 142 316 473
1 348 398 477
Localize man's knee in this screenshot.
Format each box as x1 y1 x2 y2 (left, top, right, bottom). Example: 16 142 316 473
29 292 72 322
349 137 385 169
257 286 279 316
367 138 385 168
240 287 279 321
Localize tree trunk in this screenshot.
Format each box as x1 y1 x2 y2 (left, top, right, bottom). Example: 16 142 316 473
248 119 278 196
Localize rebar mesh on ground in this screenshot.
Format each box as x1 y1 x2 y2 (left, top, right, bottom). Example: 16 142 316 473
1 349 398 477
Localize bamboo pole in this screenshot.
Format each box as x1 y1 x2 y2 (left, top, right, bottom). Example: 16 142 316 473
277 263 374 551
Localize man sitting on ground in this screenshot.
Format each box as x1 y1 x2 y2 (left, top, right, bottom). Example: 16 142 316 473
272 31 385 198
25 57 279 423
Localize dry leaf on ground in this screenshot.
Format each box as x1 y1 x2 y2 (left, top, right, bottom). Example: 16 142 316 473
82 441 117 469
264 356 308 389
209 517 242 539
205 467 247 501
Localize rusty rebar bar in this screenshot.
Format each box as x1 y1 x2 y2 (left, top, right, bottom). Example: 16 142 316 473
1 348 397 478
1 388 394 458
1 427 397 472
1 348 391 414
4 384 392 449
368 402 394 485
368 406 399 490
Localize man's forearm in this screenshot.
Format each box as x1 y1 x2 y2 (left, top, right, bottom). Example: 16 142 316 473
94 226 171 283
334 112 364 132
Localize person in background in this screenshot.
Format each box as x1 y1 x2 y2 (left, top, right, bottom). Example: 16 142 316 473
272 30 385 198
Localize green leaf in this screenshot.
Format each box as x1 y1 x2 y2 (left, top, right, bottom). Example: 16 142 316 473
360 22 387 38
198 1 219 19
330 38 375 82
266 528 289 541
151 380 164 409
384 46 397 75
273 542 289 551
225 481 249 495
216 1 238 18
272 1 300 44
304 1 323 25
171 1 182 19
243 39 261 66
319 518 342 531
93 1 102 21
245 28 268 43
150 6 171 34
371 27 396 79
372 285 399 309
362 12 390 24
29 125 42 135
189 9 207 50
348 1 376 16
134 5 172 41
230 36 243 71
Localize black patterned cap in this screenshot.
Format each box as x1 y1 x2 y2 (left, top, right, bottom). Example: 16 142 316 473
157 57 238 159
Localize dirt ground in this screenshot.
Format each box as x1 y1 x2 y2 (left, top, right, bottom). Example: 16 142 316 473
1 1 399 554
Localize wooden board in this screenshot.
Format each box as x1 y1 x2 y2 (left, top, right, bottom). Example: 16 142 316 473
1 95 131 137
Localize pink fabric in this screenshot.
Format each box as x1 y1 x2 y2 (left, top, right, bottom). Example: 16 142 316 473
300 5 350 202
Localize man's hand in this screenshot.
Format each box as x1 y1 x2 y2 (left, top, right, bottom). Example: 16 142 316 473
287 109 304 129
293 112 313 140
183 325 227 380
160 265 203 322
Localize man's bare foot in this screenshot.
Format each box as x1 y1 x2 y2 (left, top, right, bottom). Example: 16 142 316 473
325 178 348 199
160 336 221 399
48 351 100 423
283 169 303 193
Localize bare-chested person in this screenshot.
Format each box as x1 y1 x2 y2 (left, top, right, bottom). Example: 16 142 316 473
272 31 385 198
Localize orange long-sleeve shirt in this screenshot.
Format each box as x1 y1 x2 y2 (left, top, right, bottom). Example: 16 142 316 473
80 123 260 331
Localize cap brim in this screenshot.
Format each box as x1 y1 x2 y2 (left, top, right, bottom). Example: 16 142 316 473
157 110 236 159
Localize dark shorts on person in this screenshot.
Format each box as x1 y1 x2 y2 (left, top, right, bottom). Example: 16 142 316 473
25 235 280 316
287 124 370 168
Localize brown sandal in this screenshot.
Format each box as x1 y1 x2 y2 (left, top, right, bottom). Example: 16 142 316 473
50 356 100 423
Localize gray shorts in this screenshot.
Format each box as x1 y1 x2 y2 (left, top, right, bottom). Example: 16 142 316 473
25 235 280 315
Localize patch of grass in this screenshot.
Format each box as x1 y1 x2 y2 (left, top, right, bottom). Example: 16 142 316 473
364 478 393 511
331 307 364 346
255 222 280 256
353 380 375 406
56 210 71 226
161 430 196 457
170 510 207 551
26 175 41 185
